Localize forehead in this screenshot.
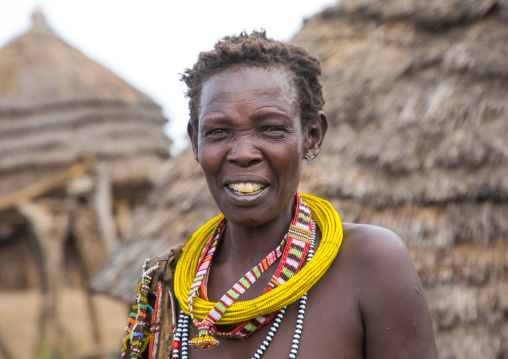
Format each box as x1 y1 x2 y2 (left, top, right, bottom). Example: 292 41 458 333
199 66 297 119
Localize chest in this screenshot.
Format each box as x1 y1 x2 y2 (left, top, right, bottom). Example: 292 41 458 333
175 279 364 359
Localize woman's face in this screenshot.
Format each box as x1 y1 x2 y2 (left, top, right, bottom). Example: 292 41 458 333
190 66 311 227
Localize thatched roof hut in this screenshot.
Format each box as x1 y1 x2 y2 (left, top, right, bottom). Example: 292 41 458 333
0 12 170 357
92 1 508 357
291 1 508 357
0 11 170 287
0 12 170 201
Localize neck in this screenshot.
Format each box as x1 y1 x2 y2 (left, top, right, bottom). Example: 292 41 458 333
175 193 343 324
214 197 296 267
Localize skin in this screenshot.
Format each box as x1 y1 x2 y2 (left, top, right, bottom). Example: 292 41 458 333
184 66 437 358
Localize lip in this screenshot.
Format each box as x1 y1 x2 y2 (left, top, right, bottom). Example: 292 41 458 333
223 175 270 186
222 175 271 206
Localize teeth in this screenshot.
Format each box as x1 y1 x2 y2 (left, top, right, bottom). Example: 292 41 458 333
229 182 264 193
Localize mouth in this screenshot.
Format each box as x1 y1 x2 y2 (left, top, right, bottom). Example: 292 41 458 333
227 182 267 196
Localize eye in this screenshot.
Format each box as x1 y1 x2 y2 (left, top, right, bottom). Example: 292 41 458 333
207 129 226 135
262 125 288 139
204 128 229 139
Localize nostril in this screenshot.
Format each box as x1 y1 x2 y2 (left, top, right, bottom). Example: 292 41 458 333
227 141 263 166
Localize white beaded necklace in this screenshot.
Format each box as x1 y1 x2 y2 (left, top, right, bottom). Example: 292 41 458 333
171 220 316 359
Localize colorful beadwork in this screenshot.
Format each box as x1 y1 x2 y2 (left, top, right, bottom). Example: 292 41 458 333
148 281 163 359
174 193 342 325
251 306 286 359
187 193 313 348
120 259 161 359
172 310 190 359
120 193 343 358
171 220 316 359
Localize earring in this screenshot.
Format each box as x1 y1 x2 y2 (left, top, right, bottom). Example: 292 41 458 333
304 152 315 162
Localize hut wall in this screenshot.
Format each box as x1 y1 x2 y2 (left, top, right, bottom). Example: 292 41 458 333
292 1 508 357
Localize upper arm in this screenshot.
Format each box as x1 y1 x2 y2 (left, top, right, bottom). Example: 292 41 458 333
352 225 437 359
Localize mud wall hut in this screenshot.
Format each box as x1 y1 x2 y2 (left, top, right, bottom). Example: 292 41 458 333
0 12 170 358
92 1 508 357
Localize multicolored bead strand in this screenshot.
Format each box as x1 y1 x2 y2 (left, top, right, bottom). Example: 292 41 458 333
258 220 315 359
148 281 163 359
185 193 314 348
120 259 161 358
172 220 316 359
172 310 184 359
287 220 315 359
188 234 287 348
251 307 287 359
175 193 342 325
168 287 178 345
181 311 190 359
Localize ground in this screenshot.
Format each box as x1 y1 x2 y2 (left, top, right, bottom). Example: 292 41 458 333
0 289 128 359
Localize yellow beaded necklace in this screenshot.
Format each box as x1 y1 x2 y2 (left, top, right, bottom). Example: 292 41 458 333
174 193 343 324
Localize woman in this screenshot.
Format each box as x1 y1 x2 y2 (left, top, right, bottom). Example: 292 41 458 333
120 31 437 359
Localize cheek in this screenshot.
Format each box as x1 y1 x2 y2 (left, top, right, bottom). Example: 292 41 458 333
273 142 303 178
197 144 222 177
198 155 218 174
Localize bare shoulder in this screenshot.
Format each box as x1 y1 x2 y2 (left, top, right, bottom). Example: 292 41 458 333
335 223 437 358
342 222 406 251
341 223 414 271
339 222 424 304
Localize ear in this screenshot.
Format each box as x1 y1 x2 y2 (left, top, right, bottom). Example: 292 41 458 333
187 121 199 162
303 111 328 160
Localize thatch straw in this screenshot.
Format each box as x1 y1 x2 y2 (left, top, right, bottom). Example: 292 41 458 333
0 12 171 290
292 2 508 355
0 14 171 198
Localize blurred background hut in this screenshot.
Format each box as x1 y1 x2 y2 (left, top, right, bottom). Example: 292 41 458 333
293 0 508 357
92 0 508 358
0 11 170 359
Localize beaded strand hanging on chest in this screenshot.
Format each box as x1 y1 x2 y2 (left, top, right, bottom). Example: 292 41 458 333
172 219 316 359
186 193 314 349
120 260 160 359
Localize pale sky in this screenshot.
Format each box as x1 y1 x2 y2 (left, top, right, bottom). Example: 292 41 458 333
0 0 337 153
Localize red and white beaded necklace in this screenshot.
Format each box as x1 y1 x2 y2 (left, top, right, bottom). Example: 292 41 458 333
171 220 316 359
173 193 314 354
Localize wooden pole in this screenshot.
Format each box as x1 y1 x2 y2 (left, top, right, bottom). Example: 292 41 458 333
71 206 106 355
17 200 70 359
0 164 86 211
94 163 118 256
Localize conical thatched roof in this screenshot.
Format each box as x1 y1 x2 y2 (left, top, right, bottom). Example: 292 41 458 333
0 12 173 357
0 12 170 198
0 11 171 290
92 1 508 357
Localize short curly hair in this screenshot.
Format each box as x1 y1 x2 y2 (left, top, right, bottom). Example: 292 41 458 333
181 30 324 130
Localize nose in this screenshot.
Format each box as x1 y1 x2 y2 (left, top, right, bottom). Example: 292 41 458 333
227 137 262 167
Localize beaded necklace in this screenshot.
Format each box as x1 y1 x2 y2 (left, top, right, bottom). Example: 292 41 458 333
120 260 159 359
120 194 342 359
187 193 313 349
171 220 316 359
174 193 343 324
